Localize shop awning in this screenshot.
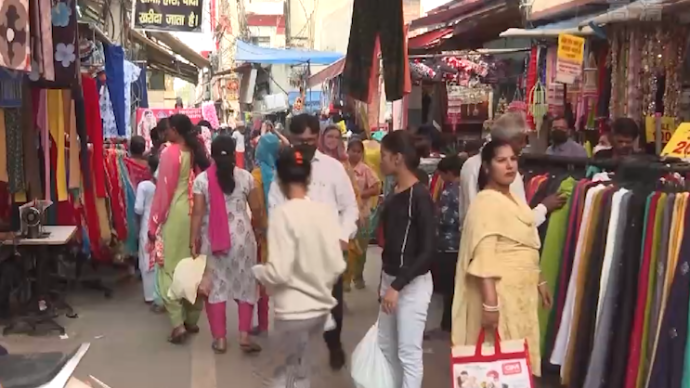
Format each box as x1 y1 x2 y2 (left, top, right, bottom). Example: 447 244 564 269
580 0 690 26
129 29 199 84
147 31 211 69
410 0 486 30
500 14 598 38
409 28 454 49
235 40 343 65
306 58 345 88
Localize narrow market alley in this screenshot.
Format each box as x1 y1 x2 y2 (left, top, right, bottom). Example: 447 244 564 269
0 247 452 388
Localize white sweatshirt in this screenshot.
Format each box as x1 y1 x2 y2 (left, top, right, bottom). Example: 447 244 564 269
252 198 346 321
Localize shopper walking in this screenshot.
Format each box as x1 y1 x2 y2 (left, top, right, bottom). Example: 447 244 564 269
377 130 436 388
254 146 346 388
250 132 282 336
345 139 381 290
134 155 163 312
147 114 210 344
452 139 552 377
267 114 358 370
191 135 263 354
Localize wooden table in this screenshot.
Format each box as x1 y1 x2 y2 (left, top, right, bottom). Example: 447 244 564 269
2 225 79 336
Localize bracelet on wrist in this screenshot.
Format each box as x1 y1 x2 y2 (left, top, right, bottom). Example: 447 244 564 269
538 281 547 287
482 303 500 312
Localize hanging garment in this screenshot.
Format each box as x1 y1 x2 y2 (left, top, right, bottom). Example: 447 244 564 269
538 176 577 353
568 187 615 388
28 0 55 82
21 83 41 199
0 0 31 71
104 44 126 137
82 75 104 195
105 151 127 241
342 0 405 102
4 108 25 193
123 61 141 138
0 71 22 108
0 110 7 183
99 83 118 138
73 84 91 190
583 191 632 388
47 90 68 201
605 192 652 388
33 0 78 87
118 156 138 256
647 196 690 388
134 64 148 108
63 90 80 190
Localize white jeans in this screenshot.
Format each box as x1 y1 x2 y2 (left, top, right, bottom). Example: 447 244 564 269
378 272 433 388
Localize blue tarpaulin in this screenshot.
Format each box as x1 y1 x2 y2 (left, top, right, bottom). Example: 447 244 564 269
288 91 322 113
235 41 343 65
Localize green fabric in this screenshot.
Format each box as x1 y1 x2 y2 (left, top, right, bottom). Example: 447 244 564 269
638 193 666 382
586 165 601 178
158 152 203 327
538 177 577 353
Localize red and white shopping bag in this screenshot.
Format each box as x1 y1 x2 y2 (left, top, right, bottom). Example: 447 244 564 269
450 330 534 388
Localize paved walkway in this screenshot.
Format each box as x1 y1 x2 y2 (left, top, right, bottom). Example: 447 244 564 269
1 247 452 387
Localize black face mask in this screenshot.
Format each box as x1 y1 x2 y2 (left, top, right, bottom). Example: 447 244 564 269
295 144 317 161
551 130 568 145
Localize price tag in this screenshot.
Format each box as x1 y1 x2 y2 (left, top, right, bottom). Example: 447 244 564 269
660 123 690 158
645 116 677 143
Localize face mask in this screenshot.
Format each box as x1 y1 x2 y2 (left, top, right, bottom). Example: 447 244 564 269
551 130 568 144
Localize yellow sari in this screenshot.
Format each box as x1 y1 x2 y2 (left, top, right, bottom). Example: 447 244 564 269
452 189 542 376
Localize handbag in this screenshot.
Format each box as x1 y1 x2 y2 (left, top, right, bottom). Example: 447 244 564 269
350 321 397 388
450 329 534 388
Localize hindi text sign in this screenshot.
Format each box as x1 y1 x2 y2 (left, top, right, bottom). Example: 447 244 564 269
133 0 202 32
556 33 585 84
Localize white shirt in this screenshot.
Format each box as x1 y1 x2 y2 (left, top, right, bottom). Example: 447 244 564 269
253 198 346 320
268 150 359 242
550 184 606 368
134 180 156 238
458 154 547 229
232 131 245 152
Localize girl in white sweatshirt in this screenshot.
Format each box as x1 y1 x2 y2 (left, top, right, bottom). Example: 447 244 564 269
253 146 345 388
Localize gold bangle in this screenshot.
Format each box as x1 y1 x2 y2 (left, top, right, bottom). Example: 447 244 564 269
538 281 547 287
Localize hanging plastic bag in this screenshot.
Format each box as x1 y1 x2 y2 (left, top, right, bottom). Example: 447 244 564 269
451 329 534 388
350 321 396 388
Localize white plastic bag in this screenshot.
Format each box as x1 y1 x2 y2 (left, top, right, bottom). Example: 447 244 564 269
351 321 396 388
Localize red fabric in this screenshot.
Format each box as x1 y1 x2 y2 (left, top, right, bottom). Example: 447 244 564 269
235 152 245 169
82 75 106 198
0 183 10 221
624 192 659 388
124 157 152 189
48 137 77 225
105 151 127 240
525 46 538 130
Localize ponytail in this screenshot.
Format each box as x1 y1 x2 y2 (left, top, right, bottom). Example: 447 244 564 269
169 114 211 171
211 135 237 195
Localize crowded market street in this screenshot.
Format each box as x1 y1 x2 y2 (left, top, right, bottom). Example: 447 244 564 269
1 247 452 388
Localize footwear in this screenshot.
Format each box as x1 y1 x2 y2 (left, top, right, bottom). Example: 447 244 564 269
249 326 268 337
212 338 227 354
184 323 200 334
168 326 188 345
240 341 262 354
329 347 346 371
354 280 366 290
150 304 166 314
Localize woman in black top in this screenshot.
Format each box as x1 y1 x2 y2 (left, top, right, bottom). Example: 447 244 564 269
378 130 435 388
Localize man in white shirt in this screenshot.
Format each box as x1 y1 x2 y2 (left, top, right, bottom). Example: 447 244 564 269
268 113 358 371
459 112 566 228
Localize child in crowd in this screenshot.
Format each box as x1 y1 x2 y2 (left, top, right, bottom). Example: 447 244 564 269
253 146 345 387
134 155 164 313
427 155 462 339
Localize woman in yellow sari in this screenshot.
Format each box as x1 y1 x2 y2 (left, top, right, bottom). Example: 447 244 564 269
452 139 552 377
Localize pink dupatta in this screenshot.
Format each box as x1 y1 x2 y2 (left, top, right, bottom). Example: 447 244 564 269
147 144 193 268
206 163 231 254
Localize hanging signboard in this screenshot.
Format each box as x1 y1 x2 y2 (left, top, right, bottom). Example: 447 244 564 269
555 33 585 84
660 123 690 158
645 116 677 144
133 0 203 32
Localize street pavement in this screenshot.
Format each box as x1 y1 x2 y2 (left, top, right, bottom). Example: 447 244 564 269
0 247 453 387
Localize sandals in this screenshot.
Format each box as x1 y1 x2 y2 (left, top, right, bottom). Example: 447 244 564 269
168 327 188 345
212 338 227 354
184 323 200 334
240 342 262 354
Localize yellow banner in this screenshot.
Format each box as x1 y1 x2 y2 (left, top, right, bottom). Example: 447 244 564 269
557 34 585 64
661 123 690 158
645 116 677 143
